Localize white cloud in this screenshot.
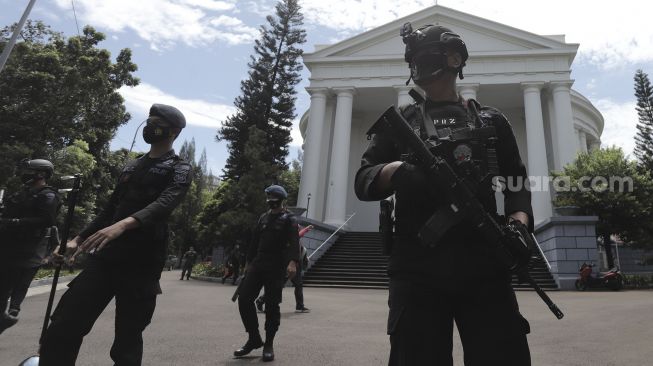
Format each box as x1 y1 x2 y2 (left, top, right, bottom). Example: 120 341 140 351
290 119 303 148
180 0 235 11
298 0 653 69
594 98 638 158
119 83 236 129
53 0 257 49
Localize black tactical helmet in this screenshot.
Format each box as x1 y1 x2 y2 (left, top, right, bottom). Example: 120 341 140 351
149 104 186 129
18 159 54 179
264 185 288 200
401 22 469 83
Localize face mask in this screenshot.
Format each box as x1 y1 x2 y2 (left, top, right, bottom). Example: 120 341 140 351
267 199 282 209
143 124 171 144
411 50 450 84
20 173 37 185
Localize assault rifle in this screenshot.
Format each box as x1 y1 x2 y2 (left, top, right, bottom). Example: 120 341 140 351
370 106 564 319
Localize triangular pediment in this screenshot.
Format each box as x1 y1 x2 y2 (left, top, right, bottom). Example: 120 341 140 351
305 5 577 61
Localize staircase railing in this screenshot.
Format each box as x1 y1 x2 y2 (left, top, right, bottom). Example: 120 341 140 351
308 213 356 261
532 232 552 270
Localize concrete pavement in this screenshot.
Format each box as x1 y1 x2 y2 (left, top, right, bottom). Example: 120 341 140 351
1 270 652 365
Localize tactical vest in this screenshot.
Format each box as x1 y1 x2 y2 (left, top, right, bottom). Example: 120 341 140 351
401 99 500 198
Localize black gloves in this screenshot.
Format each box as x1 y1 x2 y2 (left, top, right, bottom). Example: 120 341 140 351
390 162 429 194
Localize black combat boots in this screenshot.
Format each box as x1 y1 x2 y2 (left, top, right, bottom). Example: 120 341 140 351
234 331 263 357
262 332 275 362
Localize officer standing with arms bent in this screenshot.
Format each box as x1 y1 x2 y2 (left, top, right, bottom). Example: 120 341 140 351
355 24 534 365
0 159 59 334
180 246 198 280
234 184 299 362
40 104 192 366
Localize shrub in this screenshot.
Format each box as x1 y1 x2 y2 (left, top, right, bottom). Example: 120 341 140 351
192 262 224 277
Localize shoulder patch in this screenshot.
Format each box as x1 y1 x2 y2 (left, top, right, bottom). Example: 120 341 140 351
173 162 192 184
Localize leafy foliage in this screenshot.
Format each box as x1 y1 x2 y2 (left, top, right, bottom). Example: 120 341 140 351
553 148 653 264
278 153 302 206
634 69 653 171
199 127 280 251
0 21 139 238
168 139 217 258
217 0 306 180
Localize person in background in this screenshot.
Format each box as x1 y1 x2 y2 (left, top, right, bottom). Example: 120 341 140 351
180 246 198 280
234 185 299 362
0 159 59 335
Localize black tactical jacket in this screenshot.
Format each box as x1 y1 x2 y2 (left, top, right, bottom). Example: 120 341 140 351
354 98 533 285
247 209 300 275
79 150 192 270
1 185 60 267
182 250 198 267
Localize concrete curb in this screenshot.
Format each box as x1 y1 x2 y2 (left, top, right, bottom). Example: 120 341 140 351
191 275 224 283
29 273 79 288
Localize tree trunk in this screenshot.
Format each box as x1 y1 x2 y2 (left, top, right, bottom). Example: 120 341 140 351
603 232 615 269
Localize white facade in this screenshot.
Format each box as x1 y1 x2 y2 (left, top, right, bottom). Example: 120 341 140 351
297 5 604 231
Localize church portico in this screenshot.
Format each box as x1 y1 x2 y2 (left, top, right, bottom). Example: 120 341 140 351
297 5 604 231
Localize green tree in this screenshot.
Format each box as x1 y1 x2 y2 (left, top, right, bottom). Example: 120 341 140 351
49 140 97 235
168 140 218 258
279 154 302 206
217 0 306 180
634 69 653 171
0 20 139 218
553 147 653 267
205 127 279 251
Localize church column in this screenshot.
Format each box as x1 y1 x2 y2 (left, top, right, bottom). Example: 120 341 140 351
578 129 588 153
590 140 601 151
394 85 413 106
458 83 479 101
551 81 577 167
521 82 553 223
325 87 355 226
298 88 328 219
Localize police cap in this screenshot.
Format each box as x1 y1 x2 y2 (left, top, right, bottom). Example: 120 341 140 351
149 104 186 129
264 185 288 200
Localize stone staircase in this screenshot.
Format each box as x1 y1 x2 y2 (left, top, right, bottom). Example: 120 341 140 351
303 232 389 289
303 231 558 290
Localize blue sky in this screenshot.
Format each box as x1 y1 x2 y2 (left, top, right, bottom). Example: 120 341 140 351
2 0 652 176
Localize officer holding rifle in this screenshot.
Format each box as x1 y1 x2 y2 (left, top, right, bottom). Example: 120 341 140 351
354 23 535 365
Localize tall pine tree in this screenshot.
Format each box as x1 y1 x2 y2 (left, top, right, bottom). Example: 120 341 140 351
634 69 653 171
217 0 306 181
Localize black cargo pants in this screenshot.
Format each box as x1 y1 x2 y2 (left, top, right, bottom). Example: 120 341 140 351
0 266 39 315
387 277 531 366
238 268 284 335
39 259 159 366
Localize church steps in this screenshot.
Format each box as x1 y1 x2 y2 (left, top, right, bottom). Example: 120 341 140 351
304 232 559 290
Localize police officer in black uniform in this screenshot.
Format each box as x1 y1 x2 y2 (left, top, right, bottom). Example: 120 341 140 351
180 246 197 280
0 159 59 334
354 24 534 365
234 184 300 362
40 104 192 366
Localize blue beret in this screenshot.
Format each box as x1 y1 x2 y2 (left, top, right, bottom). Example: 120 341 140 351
149 103 186 128
265 185 288 199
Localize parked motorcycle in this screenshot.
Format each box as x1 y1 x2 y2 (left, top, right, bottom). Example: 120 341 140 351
575 263 623 291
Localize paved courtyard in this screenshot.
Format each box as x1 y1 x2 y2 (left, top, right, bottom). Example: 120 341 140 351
1 270 652 366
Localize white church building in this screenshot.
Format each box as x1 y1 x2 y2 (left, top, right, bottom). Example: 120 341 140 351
296 4 604 234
